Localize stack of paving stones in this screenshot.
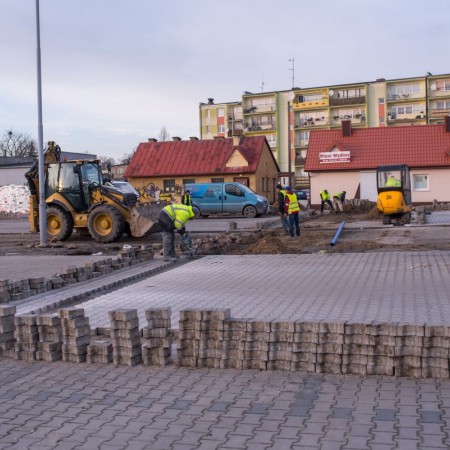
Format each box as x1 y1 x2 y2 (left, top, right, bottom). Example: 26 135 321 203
0 305 16 358
28 277 49 294
142 307 172 366
87 337 113 364
14 313 39 361
59 308 91 363
0 247 155 304
35 314 63 362
177 308 232 369
175 310 450 378
109 309 142 366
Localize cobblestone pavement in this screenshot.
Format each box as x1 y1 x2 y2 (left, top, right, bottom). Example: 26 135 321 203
2 249 450 448
52 251 450 330
1 358 450 450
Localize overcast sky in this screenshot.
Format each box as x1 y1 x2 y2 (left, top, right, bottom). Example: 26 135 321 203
0 0 449 162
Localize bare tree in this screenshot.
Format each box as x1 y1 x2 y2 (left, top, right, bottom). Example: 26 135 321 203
98 155 116 166
158 126 171 142
120 147 136 164
0 129 38 158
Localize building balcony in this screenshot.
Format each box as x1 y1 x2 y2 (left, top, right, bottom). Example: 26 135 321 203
387 113 427 122
428 88 450 98
386 91 425 102
244 124 276 132
331 115 366 126
295 156 306 166
329 96 366 106
295 118 329 128
294 140 309 148
243 105 275 114
294 176 309 189
429 108 450 119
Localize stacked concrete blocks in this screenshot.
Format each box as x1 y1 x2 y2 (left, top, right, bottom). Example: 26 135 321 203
142 307 172 366
87 338 113 364
59 308 91 363
0 305 16 358
36 314 63 362
14 313 39 361
109 309 142 366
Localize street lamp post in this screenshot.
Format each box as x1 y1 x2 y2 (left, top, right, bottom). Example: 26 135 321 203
287 92 295 188
35 0 47 245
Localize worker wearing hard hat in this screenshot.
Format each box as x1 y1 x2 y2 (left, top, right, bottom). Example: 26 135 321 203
157 204 195 261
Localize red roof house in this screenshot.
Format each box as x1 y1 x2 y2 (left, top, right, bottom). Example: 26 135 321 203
124 136 280 202
305 119 450 205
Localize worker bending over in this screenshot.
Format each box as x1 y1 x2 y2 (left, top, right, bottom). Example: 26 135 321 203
332 191 346 212
157 204 195 261
320 189 334 213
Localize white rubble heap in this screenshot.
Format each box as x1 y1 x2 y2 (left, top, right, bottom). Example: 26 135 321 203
0 184 30 215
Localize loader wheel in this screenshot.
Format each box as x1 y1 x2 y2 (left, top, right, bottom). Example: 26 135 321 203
46 206 74 241
404 213 412 224
88 205 125 243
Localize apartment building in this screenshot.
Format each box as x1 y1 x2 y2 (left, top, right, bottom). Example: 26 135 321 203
199 73 450 189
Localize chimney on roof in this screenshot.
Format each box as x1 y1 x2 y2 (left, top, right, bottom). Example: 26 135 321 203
376 78 386 82
445 116 450 133
172 136 182 141
341 120 352 137
189 136 199 141
148 138 158 142
207 98 214 105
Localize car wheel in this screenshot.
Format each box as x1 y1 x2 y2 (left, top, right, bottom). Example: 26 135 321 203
192 206 201 219
243 205 257 218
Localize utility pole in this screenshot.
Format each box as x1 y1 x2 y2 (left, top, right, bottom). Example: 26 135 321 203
35 0 47 245
289 58 295 88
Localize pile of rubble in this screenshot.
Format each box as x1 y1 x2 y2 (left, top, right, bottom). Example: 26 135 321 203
0 184 29 216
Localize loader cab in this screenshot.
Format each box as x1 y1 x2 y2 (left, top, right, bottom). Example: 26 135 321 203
46 161 102 211
376 164 411 205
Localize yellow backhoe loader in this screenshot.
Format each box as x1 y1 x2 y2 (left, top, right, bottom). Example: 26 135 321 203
376 164 412 225
25 143 164 243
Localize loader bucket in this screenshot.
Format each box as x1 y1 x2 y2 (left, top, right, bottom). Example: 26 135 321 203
128 204 164 238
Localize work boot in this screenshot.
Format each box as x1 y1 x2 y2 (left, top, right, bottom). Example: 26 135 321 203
163 256 177 262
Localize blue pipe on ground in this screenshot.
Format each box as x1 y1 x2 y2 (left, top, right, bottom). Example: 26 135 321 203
330 221 346 246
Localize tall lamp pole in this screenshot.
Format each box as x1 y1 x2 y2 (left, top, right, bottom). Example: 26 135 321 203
35 0 47 245
287 92 295 188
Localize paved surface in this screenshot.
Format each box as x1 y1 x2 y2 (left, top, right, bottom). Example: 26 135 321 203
13 251 448 330
2 245 450 447
1 358 450 450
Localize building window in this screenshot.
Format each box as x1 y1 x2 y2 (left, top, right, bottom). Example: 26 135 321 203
413 174 429 191
183 179 195 186
205 125 211 134
217 108 224 117
436 79 450 91
218 124 225 133
211 178 224 183
205 110 210 118
336 88 365 98
163 179 175 192
303 93 323 102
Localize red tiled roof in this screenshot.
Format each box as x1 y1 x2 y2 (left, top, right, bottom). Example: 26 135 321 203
124 136 278 178
305 123 450 171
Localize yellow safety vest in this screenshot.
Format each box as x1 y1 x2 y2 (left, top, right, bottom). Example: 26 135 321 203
181 194 192 206
320 190 330 201
286 193 300 214
163 204 194 230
